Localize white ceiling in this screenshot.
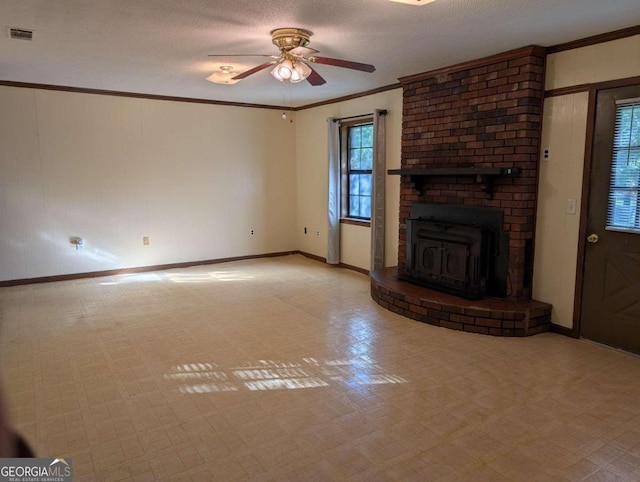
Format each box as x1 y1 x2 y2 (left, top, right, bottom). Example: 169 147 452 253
1 0 639 108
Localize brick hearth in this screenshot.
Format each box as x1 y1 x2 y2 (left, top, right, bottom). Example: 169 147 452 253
372 267 551 336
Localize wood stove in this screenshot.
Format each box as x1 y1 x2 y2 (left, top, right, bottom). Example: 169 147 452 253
407 220 487 299
403 204 508 299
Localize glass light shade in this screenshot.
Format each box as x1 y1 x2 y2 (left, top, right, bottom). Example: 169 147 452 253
276 59 294 80
290 69 302 83
290 61 312 83
270 65 284 81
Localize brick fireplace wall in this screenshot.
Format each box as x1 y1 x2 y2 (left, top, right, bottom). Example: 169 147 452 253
397 46 546 300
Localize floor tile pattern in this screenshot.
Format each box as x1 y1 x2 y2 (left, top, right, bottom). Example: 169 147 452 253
1 255 639 481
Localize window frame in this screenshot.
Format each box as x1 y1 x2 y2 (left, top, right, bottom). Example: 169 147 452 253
340 119 374 223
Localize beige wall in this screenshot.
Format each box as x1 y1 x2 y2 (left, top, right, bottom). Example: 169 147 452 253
0 87 297 281
533 92 588 327
294 89 403 270
533 34 640 328
546 35 640 91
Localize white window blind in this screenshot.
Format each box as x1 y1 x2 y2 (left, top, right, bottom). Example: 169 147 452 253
607 98 640 234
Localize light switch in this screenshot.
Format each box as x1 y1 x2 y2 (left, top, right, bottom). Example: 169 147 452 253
566 199 576 215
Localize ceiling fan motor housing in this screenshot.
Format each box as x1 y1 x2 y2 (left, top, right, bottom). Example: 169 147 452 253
271 28 312 52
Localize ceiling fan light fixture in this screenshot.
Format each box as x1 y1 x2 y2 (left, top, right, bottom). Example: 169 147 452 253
272 59 311 83
206 65 240 85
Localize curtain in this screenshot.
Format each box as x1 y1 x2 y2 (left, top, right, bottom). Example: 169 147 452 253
327 117 340 265
370 109 386 271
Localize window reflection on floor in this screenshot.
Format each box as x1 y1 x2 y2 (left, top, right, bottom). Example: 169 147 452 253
165 357 408 393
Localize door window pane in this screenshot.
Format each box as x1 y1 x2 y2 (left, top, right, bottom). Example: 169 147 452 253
607 100 640 233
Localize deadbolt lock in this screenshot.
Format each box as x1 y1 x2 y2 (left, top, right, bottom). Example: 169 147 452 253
587 233 599 243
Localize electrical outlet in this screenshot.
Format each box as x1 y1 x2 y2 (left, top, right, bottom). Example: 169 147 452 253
543 148 550 160
316 231 320 236
70 237 84 250
143 236 149 246
250 229 254 235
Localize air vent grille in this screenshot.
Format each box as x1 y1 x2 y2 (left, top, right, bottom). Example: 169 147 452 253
9 28 33 41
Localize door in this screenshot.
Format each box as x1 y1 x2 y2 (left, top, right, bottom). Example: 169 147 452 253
581 85 640 354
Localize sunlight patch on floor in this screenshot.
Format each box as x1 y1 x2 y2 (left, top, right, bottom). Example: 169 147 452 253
165 356 408 393
99 269 256 285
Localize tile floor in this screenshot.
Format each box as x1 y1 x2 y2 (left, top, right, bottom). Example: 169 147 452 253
1 254 639 481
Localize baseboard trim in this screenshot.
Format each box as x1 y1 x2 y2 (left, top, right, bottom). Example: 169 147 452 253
296 251 370 276
551 323 579 338
0 250 374 287
296 251 326 263
0 251 298 287
338 263 370 276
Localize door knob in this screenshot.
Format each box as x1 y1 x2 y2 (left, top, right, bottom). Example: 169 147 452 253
587 233 599 243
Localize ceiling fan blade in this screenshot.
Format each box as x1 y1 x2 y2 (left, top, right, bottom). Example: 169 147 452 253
289 46 318 57
309 56 376 73
306 66 326 86
207 54 275 58
232 61 276 80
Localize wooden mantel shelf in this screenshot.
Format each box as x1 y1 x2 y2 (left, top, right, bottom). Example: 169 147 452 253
387 166 522 198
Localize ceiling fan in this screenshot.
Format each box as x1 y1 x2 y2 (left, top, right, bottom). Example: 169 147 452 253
208 28 375 86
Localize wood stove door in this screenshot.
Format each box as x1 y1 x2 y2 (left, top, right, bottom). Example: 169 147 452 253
441 242 468 287
415 239 442 281
581 85 640 354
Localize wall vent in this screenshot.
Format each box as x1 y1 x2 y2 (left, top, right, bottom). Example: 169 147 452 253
9 28 33 41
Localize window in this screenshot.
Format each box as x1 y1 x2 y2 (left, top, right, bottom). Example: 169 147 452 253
342 122 374 221
607 99 640 234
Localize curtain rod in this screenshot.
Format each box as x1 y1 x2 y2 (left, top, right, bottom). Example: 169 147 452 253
332 110 387 122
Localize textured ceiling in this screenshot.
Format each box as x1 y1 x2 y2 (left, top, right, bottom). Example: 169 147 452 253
1 0 639 107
